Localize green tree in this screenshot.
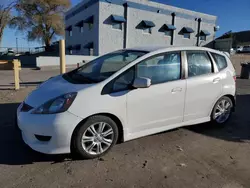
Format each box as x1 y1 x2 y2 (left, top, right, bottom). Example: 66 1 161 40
11 0 71 51
0 2 15 46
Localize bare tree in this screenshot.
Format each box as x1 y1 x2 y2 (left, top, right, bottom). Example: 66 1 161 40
0 2 15 46
10 0 71 51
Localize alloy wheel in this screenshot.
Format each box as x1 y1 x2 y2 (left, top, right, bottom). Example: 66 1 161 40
214 99 232 124
81 122 114 155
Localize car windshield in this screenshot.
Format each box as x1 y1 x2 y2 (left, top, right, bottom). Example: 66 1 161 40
67 50 147 83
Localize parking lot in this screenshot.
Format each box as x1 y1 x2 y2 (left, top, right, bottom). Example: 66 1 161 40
0 65 250 188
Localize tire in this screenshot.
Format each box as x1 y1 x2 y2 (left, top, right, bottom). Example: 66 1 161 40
211 96 233 125
72 115 119 159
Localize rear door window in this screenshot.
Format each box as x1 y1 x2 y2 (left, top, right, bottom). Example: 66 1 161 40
211 53 227 71
186 51 213 77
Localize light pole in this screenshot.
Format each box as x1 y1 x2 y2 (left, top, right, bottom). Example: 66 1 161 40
16 37 19 53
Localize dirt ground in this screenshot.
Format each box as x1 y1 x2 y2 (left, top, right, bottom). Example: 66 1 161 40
231 54 250 76
0 55 250 188
0 79 250 188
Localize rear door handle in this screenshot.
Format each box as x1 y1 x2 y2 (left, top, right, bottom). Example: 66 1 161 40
171 87 182 93
213 77 221 83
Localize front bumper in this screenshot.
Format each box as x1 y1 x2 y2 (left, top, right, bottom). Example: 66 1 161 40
17 103 83 154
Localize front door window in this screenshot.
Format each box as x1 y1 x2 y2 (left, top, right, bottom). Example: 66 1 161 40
136 52 181 84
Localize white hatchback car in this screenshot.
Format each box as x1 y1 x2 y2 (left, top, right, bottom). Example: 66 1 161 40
17 46 236 159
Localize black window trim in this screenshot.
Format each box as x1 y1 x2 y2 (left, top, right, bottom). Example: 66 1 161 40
101 66 135 95
101 50 183 95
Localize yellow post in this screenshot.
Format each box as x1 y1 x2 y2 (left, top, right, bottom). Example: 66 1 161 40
59 39 66 74
13 59 20 90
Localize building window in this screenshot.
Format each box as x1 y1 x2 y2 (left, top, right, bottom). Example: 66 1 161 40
76 49 80 54
112 23 122 30
143 27 152 34
88 23 93 30
84 42 94 56
165 30 172 36
138 20 155 35
67 46 73 55
80 26 84 33
66 26 72 36
181 27 194 39
82 16 94 30
200 30 210 41
183 33 191 39
75 45 81 54
69 30 73 37
110 15 126 31
200 35 206 41
88 48 94 56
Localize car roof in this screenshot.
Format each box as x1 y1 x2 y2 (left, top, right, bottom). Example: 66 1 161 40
127 46 223 54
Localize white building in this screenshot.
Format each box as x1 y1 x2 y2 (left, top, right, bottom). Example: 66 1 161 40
65 0 218 56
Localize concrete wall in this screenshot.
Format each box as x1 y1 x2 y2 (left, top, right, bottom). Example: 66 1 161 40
129 0 216 22
174 16 197 46
98 2 125 55
66 0 217 55
98 0 217 54
36 55 97 67
65 1 99 56
127 6 172 48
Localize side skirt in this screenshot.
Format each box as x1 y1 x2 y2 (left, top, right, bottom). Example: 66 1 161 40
124 117 210 142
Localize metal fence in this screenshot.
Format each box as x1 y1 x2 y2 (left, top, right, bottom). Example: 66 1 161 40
0 47 45 55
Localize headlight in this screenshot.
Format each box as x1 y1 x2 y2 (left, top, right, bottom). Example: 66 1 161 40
32 92 77 114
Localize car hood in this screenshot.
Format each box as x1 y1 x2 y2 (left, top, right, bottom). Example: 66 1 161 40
24 75 94 108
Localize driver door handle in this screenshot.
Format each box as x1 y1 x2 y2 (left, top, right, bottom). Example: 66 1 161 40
213 77 221 83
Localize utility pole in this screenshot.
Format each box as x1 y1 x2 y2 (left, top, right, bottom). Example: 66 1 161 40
16 38 18 53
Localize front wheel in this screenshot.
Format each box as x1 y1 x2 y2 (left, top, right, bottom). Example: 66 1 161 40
72 115 119 159
211 96 233 125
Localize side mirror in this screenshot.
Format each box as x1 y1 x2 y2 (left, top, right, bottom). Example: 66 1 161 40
133 77 151 88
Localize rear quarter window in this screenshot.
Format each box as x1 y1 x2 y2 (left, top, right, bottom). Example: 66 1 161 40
211 53 227 71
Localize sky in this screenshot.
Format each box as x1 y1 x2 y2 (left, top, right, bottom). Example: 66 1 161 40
1 0 250 48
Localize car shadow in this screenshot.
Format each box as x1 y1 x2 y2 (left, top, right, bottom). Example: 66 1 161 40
0 81 42 89
0 94 249 165
186 94 250 142
0 103 71 165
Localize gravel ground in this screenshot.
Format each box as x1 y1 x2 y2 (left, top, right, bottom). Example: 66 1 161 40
0 78 250 188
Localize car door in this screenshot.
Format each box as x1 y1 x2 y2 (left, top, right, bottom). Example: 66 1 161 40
184 50 222 122
126 51 186 135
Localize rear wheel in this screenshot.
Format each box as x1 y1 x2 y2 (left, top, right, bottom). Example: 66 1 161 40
211 96 233 125
72 115 118 159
